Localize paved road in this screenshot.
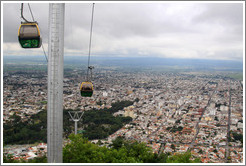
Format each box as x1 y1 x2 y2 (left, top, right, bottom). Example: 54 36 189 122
225 80 232 162
157 79 214 155
189 83 218 150
157 141 242 148
239 80 243 91
155 79 241 161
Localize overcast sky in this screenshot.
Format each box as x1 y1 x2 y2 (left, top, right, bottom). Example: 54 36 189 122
2 2 244 61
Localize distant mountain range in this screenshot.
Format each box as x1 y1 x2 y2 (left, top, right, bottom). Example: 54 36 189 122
3 55 243 72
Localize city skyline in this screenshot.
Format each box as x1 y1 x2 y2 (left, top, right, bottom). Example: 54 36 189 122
2 63 244 163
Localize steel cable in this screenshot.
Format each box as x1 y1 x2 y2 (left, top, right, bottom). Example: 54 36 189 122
86 3 95 81
27 3 48 62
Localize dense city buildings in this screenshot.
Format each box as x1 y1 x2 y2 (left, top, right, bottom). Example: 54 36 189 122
3 65 243 163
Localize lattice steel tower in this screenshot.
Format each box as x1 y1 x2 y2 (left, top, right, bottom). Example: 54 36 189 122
68 111 84 135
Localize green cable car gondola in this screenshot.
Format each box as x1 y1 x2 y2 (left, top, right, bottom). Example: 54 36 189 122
80 82 93 97
18 22 42 48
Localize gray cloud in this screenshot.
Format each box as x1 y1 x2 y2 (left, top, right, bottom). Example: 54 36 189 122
193 3 243 25
2 2 244 61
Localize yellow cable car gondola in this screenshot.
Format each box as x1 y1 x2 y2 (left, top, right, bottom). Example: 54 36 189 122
80 66 94 97
18 3 41 49
18 22 41 48
80 4 95 98
80 81 93 97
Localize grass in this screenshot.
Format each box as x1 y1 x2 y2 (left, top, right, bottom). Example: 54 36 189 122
227 72 243 81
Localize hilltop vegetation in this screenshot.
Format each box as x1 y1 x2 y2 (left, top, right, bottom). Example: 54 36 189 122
63 134 200 163
4 134 200 163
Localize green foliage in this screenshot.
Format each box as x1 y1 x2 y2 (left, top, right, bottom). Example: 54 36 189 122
227 72 243 81
11 113 21 123
63 134 200 163
40 101 47 104
175 119 181 124
134 98 140 102
198 149 203 154
3 154 47 163
96 101 104 106
81 101 133 140
5 134 200 163
3 154 19 163
63 134 148 163
171 144 176 150
214 116 218 121
63 134 138 163
4 100 134 144
109 101 134 114
3 110 47 144
26 156 47 163
167 126 183 133
166 151 200 163
110 136 125 149
232 132 243 144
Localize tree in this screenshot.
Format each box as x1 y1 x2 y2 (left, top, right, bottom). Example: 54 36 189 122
198 149 203 154
111 136 124 149
11 113 21 124
63 134 200 163
3 154 47 163
63 134 139 163
4 100 134 145
166 151 200 163
175 119 181 124
232 132 243 144
171 144 176 151
5 134 200 163
214 116 218 121
3 155 18 163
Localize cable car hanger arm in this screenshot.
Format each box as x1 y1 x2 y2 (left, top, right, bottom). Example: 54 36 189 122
21 3 34 23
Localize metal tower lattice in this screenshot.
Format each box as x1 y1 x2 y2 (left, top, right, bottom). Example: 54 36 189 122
68 111 84 135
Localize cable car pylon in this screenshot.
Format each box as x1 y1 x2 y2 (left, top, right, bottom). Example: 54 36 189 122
47 3 65 163
68 111 84 135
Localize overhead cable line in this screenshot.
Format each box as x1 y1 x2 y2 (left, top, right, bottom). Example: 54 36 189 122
28 3 35 22
80 3 95 97
23 3 48 62
86 3 95 81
